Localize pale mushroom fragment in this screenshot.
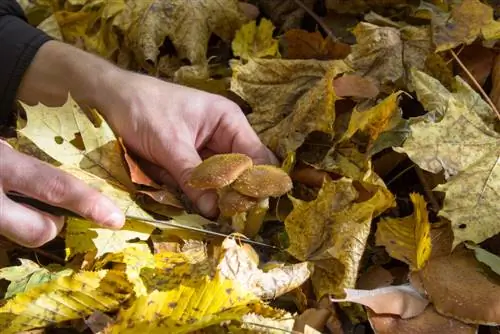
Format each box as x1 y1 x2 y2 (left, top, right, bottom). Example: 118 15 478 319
188 153 253 189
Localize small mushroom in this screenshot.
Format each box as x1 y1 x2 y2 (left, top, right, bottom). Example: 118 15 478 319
188 153 253 189
232 165 293 198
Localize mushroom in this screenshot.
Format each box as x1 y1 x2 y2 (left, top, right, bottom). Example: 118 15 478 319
188 153 293 237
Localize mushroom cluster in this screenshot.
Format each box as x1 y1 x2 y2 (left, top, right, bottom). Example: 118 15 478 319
188 153 293 237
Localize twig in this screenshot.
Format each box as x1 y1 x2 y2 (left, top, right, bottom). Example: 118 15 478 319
450 49 500 120
415 167 440 213
293 0 338 42
386 163 415 186
31 248 65 265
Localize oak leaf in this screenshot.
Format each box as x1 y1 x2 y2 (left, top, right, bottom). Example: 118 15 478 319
0 270 133 334
395 69 500 247
230 58 350 158
285 177 395 297
232 18 280 61
375 193 432 270
0 259 72 299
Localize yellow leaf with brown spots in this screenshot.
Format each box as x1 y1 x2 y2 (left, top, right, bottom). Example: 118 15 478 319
285 177 395 297
232 18 280 61
375 193 432 270
432 0 500 52
0 270 133 334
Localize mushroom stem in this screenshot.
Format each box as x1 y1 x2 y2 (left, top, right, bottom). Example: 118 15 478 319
243 198 270 238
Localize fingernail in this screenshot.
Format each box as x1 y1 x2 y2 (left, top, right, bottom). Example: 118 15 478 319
196 193 218 217
103 212 125 228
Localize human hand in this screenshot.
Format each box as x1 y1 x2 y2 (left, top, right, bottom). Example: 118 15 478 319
98 71 278 217
0 140 124 247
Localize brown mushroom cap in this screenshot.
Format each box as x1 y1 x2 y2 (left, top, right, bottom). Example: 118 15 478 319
232 165 293 198
188 153 253 189
218 187 258 216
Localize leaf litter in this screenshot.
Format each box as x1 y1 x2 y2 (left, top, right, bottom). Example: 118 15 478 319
2 0 500 333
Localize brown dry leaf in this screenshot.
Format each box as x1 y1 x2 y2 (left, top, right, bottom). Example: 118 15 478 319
119 138 158 188
356 265 394 290
331 284 429 319
375 193 432 270
491 54 500 112
282 29 351 60
137 189 183 209
217 238 312 300
432 0 500 52
420 247 500 324
121 0 247 77
368 306 478 334
333 74 379 99
285 177 395 297
325 0 407 14
230 58 350 158
395 69 500 247
429 221 454 259
456 44 496 89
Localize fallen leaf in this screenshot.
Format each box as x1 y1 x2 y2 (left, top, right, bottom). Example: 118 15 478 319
456 44 496 89
432 0 500 52
217 237 312 300
429 221 454 259
0 270 133 334
420 247 500 324
231 58 350 158
122 0 247 77
325 0 407 14
239 312 295 333
293 308 331 333
119 138 159 188
137 189 183 209
491 54 500 112
375 193 432 270
281 29 351 60
85 311 114 334
331 284 429 319
0 259 72 298
465 243 500 276
232 18 280 61
257 0 315 32
285 177 394 297
333 74 379 99
395 69 500 246
356 265 394 290
368 306 478 334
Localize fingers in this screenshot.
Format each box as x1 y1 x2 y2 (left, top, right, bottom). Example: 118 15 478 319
156 141 218 218
0 146 124 229
0 195 64 248
208 100 279 165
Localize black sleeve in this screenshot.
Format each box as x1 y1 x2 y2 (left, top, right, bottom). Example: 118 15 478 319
0 0 52 125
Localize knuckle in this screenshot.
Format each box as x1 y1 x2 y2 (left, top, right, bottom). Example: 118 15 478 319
23 223 55 248
40 174 72 205
75 191 103 219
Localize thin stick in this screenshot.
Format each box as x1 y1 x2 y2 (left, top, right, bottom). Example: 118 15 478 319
450 49 500 120
293 0 338 42
415 167 440 213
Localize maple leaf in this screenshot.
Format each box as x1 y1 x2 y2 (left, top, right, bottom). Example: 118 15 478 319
395 69 500 247
232 18 280 61
230 58 350 158
120 0 247 78
281 29 351 60
0 259 72 299
432 0 500 52
375 193 432 270
284 177 395 297
0 270 133 334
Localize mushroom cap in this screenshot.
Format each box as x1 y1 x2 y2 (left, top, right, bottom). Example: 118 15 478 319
188 153 253 189
232 165 293 198
218 187 258 216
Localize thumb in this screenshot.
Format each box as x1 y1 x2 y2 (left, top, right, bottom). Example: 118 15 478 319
160 144 218 217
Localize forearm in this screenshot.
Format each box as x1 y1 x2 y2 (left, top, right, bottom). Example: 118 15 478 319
17 40 120 110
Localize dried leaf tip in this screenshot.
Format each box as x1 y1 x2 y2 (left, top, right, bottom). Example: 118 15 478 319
188 153 253 189
232 165 293 198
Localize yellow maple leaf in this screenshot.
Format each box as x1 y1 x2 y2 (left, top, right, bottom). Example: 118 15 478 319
232 18 280 61
103 275 262 333
0 270 133 334
375 193 432 270
285 177 395 297
432 0 500 52
231 58 350 158
395 69 500 247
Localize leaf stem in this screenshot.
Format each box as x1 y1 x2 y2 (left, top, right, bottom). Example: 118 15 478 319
449 49 500 120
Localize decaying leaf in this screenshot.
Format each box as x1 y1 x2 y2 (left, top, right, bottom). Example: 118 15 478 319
395 69 500 247
375 193 431 270
281 29 351 60
432 0 500 52
420 247 500 324
217 237 311 300
231 58 350 158
232 18 280 61
0 270 133 334
285 177 394 297
0 259 72 299
465 243 500 277
331 284 429 319
492 55 500 112
368 306 478 334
